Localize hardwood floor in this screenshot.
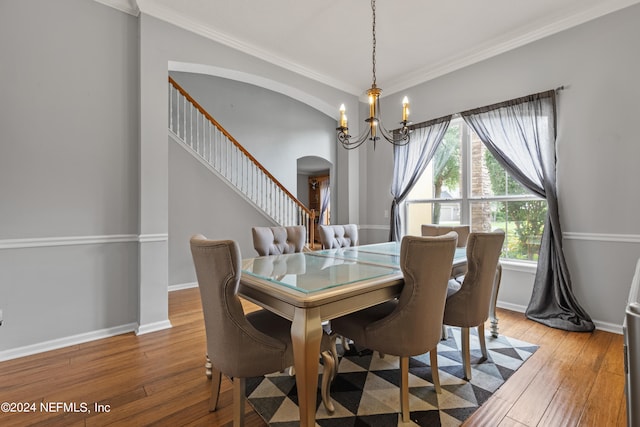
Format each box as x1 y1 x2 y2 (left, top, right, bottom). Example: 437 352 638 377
0 288 627 426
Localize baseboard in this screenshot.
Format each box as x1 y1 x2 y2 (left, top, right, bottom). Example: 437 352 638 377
496 301 528 314
136 320 172 335
495 301 622 335
593 320 623 335
0 322 138 362
168 282 198 292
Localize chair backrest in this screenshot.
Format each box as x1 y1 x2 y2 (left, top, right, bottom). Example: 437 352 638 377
421 224 470 247
365 232 458 356
628 258 640 306
318 224 359 249
625 258 640 427
252 225 305 256
189 235 288 378
443 230 505 327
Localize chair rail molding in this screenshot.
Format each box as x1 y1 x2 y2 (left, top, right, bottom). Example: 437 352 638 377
563 231 640 244
359 224 390 231
0 234 169 250
139 233 170 243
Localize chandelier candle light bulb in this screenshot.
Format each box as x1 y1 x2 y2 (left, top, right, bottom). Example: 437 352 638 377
402 96 410 122
339 104 347 128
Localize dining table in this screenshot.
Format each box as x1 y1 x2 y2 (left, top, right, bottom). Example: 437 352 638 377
237 241 500 427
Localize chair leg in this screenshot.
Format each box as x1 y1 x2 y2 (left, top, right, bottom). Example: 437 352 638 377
478 323 488 361
400 356 410 423
441 324 448 340
233 377 246 427
321 350 336 414
209 368 222 411
340 335 351 351
429 348 441 394
461 327 472 380
205 354 212 379
490 263 503 338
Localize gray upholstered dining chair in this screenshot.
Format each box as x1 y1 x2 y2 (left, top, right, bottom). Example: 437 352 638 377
318 224 358 249
421 224 470 247
422 224 470 279
317 223 360 351
327 232 458 422
442 230 505 380
252 225 306 256
190 235 336 426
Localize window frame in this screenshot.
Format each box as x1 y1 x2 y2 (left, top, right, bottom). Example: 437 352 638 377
403 117 546 263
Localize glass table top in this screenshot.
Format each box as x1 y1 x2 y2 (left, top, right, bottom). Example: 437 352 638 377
313 247 401 268
314 241 466 267
241 242 466 295
242 252 400 294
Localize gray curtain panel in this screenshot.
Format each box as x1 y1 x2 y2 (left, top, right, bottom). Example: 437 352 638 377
389 115 452 242
461 90 594 332
319 179 330 225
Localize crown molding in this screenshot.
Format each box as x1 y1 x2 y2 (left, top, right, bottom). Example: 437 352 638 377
384 0 640 95
137 0 359 95
93 0 139 16
98 0 640 96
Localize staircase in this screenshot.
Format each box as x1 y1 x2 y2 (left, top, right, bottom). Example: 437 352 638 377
168 77 315 244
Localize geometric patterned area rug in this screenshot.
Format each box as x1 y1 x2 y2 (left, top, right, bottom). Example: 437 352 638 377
246 327 538 426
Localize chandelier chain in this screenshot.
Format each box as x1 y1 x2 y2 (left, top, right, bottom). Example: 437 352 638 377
336 0 411 149
371 0 377 87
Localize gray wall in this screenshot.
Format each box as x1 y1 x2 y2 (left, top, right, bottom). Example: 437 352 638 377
372 3 640 329
0 0 139 352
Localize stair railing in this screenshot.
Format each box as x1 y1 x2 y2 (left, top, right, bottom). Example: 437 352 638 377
168 77 315 244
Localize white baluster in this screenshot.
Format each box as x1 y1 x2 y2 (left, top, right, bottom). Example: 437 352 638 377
176 91 181 137
196 112 200 155
207 122 212 164
168 84 173 132
213 128 219 170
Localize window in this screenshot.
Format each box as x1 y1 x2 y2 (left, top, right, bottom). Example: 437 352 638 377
405 118 547 261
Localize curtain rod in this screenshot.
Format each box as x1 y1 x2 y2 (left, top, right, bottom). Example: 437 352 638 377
398 86 566 131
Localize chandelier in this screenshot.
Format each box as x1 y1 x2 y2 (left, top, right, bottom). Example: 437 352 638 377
337 0 411 150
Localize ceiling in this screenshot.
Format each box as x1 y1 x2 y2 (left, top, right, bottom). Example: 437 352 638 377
128 0 639 97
